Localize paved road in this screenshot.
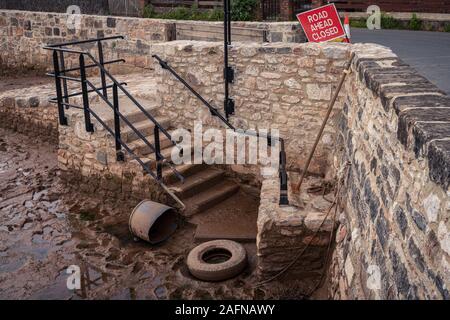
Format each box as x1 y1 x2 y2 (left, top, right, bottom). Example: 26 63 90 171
351 29 450 94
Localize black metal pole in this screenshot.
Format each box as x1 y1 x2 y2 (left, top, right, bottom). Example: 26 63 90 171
98 40 108 99
52 51 68 126
79 54 94 133
113 83 124 161
153 55 235 131
227 0 231 45
223 0 234 119
279 139 289 205
154 126 162 180
58 51 69 104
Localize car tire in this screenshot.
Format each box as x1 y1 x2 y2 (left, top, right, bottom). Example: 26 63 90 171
187 240 247 282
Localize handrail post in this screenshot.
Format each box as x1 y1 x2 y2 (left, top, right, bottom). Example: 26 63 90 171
223 0 235 120
59 51 69 104
52 51 68 126
227 0 232 44
279 139 289 205
154 126 162 180
97 40 108 99
113 83 124 161
79 54 94 132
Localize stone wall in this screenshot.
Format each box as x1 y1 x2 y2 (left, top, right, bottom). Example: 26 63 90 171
53 41 351 284
55 40 349 199
0 10 174 71
0 9 306 72
2 20 449 297
330 46 450 299
0 78 64 143
57 105 172 203
176 21 306 43
151 40 348 176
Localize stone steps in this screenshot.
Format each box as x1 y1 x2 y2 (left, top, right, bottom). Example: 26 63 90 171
182 181 240 217
121 117 171 143
127 127 175 155
116 95 240 219
162 163 207 184
90 96 159 128
169 167 225 199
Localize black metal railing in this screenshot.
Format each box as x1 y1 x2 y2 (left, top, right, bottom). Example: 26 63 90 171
43 36 185 208
262 0 281 21
153 55 289 206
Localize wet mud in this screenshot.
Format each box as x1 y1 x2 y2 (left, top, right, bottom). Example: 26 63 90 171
0 128 306 300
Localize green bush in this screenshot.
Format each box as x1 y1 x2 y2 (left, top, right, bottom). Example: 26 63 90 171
408 13 422 30
231 0 258 21
349 18 367 29
444 23 450 32
143 4 224 21
143 0 257 21
143 4 156 18
381 14 403 29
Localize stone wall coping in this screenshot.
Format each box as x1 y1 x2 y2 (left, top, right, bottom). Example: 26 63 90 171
351 45 450 190
150 39 356 52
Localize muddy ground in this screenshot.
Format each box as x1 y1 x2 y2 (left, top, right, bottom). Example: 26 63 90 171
0 128 319 300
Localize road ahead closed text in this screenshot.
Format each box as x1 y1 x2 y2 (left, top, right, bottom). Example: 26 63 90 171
297 4 345 43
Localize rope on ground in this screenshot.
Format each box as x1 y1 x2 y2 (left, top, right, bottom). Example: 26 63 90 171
254 161 351 289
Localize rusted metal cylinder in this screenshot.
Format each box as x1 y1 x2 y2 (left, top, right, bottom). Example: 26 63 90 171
129 200 178 245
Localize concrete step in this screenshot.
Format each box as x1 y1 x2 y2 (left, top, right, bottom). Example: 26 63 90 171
90 96 158 128
130 135 173 159
122 117 171 143
169 168 224 199
162 163 208 184
182 181 240 217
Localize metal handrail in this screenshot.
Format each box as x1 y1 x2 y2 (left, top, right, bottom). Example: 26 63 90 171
84 78 184 183
48 82 128 101
44 41 180 172
85 101 185 209
43 36 187 208
45 35 124 48
46 59 125 75
83 51 175 145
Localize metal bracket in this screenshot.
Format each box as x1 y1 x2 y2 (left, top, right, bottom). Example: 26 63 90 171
224 66 234 84
116 151 125 162
210 107 219 117
225 98 235 116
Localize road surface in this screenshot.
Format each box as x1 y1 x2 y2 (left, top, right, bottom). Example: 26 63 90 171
351 29 450 94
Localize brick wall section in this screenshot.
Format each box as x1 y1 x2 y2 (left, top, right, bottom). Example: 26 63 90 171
330 46 450 299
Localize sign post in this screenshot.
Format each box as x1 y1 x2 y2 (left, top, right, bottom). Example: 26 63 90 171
296 4 346 43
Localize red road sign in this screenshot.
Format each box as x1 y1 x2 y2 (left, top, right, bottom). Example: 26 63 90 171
296 4 346 43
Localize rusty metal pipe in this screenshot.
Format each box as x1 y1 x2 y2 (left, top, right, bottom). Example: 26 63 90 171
294 52 355 194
